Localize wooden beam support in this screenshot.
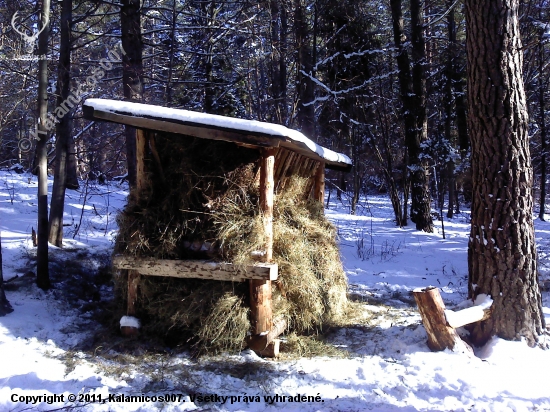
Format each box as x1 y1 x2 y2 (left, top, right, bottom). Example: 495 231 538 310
121 270 140 336
249 148 277 346
112 256 278 281
314 161 326 204
135 128 147 196
247 317 287 352
260 148 277 261
249 279 273 335
258 339 280 358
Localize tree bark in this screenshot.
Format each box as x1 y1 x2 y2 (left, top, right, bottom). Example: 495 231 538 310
121 0 144 188
538 22 547 221
294 0 315 138
390 0 433 232
49 0 73 247
466 0 545 346
36 0 51 290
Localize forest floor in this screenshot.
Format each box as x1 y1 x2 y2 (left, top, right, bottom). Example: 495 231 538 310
1 169 550 411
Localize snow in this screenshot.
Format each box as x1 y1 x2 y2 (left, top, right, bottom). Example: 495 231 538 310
1 170 550 411
444 294 493 328
84 99 352 166
119 316 140 329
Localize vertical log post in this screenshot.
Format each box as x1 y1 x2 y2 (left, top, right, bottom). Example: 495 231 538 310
122 128 147 336
413 287 464 351
314 161 325 205
250 147 277 354
135 128 147 195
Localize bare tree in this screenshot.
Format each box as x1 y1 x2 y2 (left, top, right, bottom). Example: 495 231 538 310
49 0 73 247
121 0 144 188
390 0 433 232
36 0 52 290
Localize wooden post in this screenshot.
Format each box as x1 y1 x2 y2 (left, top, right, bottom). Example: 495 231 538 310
250 147 277 355
413 287 463 351
313 161 325 204
249 280 273 334
135 128 147 195
260 147 276 262
121 270 140 336
122 128 146 336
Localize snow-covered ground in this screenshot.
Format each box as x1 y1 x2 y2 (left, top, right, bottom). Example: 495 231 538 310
1 169 549 412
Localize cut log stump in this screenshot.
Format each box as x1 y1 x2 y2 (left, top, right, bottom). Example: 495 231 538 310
413 287 464 351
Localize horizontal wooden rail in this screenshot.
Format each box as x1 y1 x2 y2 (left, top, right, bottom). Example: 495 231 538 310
112 256 278 282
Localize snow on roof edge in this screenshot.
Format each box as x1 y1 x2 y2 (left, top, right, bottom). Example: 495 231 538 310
84 99 352 166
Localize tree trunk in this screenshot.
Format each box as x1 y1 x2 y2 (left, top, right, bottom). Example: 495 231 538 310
0 231 13 317
280 0 288 124
466 0 545 346
538 24 547 221
294 0 315 138
121 0 144 188
390 0 433 232
36 0 51 290
445 4 455 219
49 0 73 247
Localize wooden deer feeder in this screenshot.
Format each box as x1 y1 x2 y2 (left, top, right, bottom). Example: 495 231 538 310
83 99 351 356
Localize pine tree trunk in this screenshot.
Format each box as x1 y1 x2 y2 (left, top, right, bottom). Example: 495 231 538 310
538 25 547 221
36 0 51 290
49 0 73 247
466 0 545 346
121 0 144 188
390 0 433 232
294 0 315 138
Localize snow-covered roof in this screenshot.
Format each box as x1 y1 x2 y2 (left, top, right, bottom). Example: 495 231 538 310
83 99 352 171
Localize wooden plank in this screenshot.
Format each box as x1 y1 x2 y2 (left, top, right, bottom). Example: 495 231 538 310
277 152 297 191
274 148 291 184
112 256 278 281
279 139 352 172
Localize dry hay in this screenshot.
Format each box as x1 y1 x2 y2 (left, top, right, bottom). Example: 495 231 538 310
114 133 348 354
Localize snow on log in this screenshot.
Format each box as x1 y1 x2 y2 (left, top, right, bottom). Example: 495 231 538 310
120 315 141 329
120 315 141 336
444 294 493 328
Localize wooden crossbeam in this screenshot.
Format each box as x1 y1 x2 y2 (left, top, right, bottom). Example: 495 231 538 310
112 256 278 282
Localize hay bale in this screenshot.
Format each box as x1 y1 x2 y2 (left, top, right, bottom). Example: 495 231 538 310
114 133 348 353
